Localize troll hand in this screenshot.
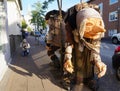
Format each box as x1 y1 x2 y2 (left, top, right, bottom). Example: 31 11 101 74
64 60 74 73
95 61 107 78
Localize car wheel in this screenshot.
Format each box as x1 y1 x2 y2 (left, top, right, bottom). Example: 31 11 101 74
112 38 118 44
116 66 120 81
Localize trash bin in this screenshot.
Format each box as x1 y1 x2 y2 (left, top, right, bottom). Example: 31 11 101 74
9 35 22 57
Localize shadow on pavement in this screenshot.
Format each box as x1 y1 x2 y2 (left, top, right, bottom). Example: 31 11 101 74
8 36 67 90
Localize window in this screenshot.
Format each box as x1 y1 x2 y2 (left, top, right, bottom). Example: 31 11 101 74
108 29 117 36
109 0 118 5
99 3 103 16
109 11 118 21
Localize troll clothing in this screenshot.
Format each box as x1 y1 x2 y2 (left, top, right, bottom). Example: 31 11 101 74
64 3 107 88
45 10 66 68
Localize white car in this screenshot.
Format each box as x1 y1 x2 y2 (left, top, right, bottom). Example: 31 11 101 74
111 33 120 44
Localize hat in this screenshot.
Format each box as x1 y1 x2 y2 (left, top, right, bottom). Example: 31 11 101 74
23 39 27 42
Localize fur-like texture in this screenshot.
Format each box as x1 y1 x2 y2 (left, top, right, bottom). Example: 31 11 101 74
45 10 66 69
64 3 100 30
64 5 77 30
45 10 66 20
45 10 66 47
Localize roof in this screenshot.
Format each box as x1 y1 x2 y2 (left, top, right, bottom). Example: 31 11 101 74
8 0 22 10
18 0 22 10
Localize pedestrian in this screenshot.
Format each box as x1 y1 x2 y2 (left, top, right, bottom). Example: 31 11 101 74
21 29 26 39
21 29 28 39
63 2 107 90
20 39 30 56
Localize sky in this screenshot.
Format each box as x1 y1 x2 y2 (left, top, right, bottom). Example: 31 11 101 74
21 0 88 15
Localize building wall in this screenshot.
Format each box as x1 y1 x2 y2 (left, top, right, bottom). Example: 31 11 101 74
7 0 21 35
0 0 22 81
0 0 11 81
89 0 120 37
7 0 22 56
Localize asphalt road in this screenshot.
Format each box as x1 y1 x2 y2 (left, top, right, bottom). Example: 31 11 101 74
98 39 120 91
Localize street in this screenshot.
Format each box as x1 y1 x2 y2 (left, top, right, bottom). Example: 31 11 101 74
1 36 120 91
98 39 120 91
39 37 120 91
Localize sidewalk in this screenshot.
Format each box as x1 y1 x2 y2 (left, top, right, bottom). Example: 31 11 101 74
0 36 66 91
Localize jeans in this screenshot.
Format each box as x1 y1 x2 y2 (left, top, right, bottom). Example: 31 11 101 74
22 49 29 56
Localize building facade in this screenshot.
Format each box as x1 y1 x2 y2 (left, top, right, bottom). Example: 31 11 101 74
7 0 22 35
0 0 22 81
0 0 11 81
88 0 120 37
7 0 22 56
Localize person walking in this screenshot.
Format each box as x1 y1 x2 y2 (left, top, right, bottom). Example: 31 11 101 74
20 39 30 56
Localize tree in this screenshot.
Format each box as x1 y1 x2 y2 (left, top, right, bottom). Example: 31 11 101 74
27 26 32 32
30 0 55 32
21 19 27 29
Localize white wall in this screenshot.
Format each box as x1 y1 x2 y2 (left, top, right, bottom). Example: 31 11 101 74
7 1 21 35
0 0 11 81
0 0 22 81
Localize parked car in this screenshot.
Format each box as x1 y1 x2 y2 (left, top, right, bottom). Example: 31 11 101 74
111 33 120 44
112 46 120 80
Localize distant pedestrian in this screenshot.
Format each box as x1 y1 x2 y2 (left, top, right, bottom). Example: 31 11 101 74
21 29 28 39
21 29 26 39
20 39 30 56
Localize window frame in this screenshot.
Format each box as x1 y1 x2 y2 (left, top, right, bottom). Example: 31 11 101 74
99 3 103 16
109 0 118 5
109 11 118 22
108 29 117 36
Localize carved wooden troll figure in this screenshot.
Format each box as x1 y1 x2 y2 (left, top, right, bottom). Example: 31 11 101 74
45 10 66 69
63 2 107 90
